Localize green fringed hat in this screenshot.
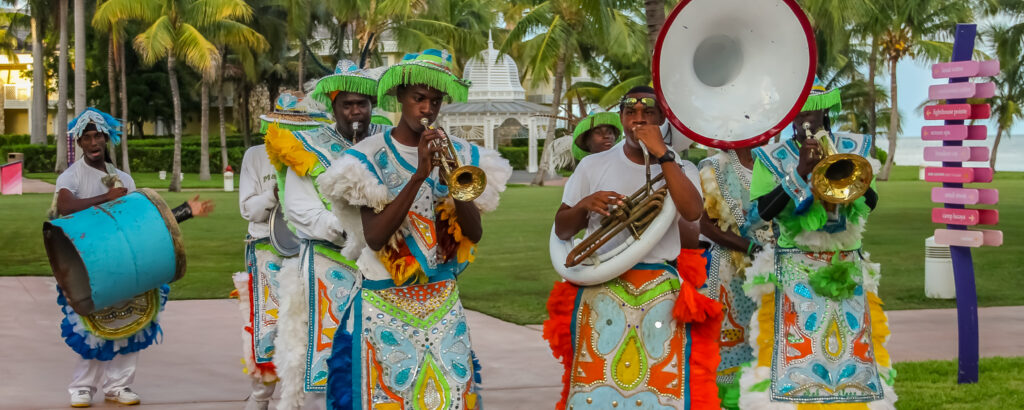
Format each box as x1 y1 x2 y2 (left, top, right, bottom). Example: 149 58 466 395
377 49 470 112
801 77 842 113
310 59 383 110
371 114 393 126
259 91 331 134
572 112 622 160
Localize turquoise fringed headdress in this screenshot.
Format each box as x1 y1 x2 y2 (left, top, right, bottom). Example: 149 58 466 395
572 112 622 160
801 77 842 113
259 91 331 133
68 108 122 144
309 59 383 110
376 49 470 112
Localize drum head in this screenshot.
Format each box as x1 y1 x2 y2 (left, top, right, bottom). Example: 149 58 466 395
653 0 816 149
270 205 301 257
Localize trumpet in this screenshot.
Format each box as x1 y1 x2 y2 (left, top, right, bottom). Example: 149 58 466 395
565 140 667 268
803 123 873 204
420 118 487 201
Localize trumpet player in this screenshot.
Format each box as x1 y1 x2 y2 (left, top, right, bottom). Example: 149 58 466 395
739 79 896 409
546 86 722 409
318 49 511 409
264 61 392 409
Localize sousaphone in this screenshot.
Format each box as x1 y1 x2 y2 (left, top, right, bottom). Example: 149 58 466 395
549 0 816 285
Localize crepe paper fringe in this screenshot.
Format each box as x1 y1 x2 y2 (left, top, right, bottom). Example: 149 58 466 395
719 377 742 410
542 280 578 410
271 257 307 410
689 303 724 410
673 249 723 324
471 350 483 385
264 123 321 176
311 75 378 109
57 284 168 361
801 88 842 114
259 119 325 135
438 198 477 265
325 325 353 410
808 253 860 301
377 63 469 112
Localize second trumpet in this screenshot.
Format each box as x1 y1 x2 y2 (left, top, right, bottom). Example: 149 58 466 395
420 118 487 201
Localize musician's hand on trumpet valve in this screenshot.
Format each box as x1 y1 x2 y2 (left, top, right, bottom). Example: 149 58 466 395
796 137 823 178
414 120 446 180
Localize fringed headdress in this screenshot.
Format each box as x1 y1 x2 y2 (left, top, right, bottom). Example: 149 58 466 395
376 49 470 112
68 108 122 144
259 91 331 134
801 77 842 113
309 59 383 110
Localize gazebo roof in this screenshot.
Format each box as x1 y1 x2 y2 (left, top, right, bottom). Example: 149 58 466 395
461 32 527 101
441 100 548 115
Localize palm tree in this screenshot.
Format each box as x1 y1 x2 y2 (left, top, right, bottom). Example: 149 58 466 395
55 0 70 171
94 0 264 191
92 1 133 172
390 0 498 75
28 0 48 146
866 0 973 180
331 0 431 68
0 8 21 135
502 0 645 184
73 0 85 114
982 22 1024 171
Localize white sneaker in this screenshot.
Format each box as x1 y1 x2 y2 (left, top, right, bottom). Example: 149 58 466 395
104 387 140 405
70 389 91 408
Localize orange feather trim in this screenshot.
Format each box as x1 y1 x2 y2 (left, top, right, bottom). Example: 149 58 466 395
688 309 723 410
542 281 578 410
673 249 723 324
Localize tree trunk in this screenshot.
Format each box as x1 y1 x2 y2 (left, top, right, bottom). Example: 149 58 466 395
55 0 70 172
241 83 252 147
880 58 898 181
168 56 184 192
74 0 86 115
106 35 118 169
119 40 130 173
297 44 305 91
644 0 666 57
199 80 211 180
30 16 48 146
218 56 228 172
532 52 567 185
990 125 1003 171
867 37 878 151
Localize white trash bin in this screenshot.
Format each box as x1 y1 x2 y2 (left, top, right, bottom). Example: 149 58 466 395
924 235 956 299
223 170 234 192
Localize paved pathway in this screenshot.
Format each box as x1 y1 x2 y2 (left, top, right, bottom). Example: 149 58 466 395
3 276 1023 409
20 177 56 194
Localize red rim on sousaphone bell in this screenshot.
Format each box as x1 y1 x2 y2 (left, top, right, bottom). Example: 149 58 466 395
653 0 817 149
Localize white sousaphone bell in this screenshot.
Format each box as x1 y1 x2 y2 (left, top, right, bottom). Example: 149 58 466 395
549 0 817 285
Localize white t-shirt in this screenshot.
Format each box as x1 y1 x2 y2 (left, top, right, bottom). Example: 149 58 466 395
561 144 701 263
239 145 277 238
55 159 136 198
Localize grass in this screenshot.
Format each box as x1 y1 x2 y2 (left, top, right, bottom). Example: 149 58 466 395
894 357 1024 409
2 166 1021 324
25 172 239 190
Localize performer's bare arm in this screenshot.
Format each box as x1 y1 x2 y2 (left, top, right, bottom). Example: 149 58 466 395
361 129 445 251
635 125 703 222
56 187 126 215
699 210 749 253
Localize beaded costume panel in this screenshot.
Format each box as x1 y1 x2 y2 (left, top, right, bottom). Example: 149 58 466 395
566 264 689 409
247 239 283 364
304 241 361 392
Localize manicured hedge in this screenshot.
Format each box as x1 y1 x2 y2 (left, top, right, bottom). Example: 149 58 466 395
1 143 248 173
497 146 543 170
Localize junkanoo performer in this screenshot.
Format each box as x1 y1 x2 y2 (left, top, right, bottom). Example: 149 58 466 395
266 61 391 409
317 49 512 409
54 108 213 408
233 92 332 410
545 86 721 409
738 80 896 408
571 111 622 160
697 142 772 409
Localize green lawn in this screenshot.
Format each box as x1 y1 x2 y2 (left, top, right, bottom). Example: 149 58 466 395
895 357 1024 409
25 171 239 190
2 166 1021 324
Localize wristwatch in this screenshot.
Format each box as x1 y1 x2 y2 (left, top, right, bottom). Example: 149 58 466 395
656 150 676 164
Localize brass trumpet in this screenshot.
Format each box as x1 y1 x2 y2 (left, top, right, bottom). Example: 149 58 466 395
420 118 487 201
565 141 667 268
804 123 873 204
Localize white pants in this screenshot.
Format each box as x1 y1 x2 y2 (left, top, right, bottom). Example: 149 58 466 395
68 352 138 395
249 378 276 402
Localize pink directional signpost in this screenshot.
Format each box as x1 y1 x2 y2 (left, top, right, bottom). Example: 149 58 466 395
922 24 1002 384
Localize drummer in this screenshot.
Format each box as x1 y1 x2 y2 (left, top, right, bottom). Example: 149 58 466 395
55 108 213 408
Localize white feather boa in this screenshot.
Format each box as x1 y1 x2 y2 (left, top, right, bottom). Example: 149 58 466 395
272 257 306 410
791 218 867 253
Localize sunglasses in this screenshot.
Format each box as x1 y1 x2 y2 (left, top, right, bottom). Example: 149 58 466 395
619 97 658 108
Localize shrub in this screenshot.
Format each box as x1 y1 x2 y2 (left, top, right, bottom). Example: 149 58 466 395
872 146 888 165
1 143 247 173
498 146 543 170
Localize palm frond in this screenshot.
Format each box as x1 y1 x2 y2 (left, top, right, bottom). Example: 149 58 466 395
175 23 221 78
133 15 176 67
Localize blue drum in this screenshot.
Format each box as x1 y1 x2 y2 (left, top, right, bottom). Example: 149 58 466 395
43 188 186 315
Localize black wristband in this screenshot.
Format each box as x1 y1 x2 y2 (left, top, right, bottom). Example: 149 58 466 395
657 151 676 164
172 202 193 223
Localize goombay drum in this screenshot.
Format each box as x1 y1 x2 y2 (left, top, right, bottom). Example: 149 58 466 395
43 188 186 315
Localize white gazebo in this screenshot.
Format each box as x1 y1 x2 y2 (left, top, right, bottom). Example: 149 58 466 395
439 33 548 172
